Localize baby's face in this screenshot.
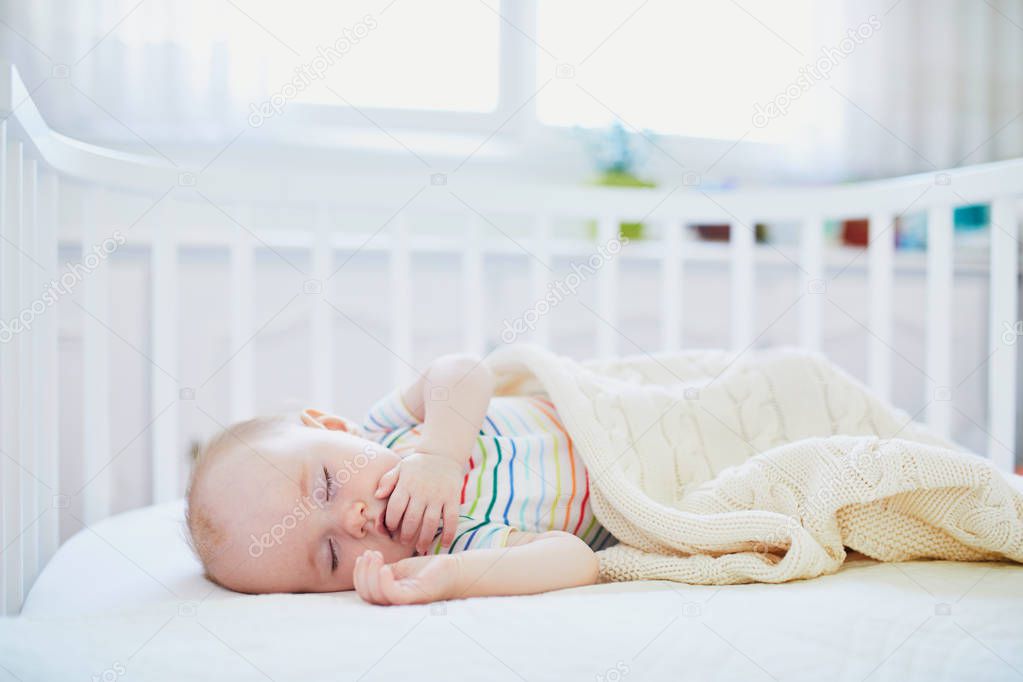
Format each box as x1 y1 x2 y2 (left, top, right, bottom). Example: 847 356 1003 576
201 422 415 593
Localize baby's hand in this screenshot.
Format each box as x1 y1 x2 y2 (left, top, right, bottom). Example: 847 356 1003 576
353 550 458 605
375 452 463 554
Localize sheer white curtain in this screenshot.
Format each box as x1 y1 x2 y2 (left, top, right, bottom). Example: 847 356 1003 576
1 0 269 144
822 0 1023 178
1 0 499 150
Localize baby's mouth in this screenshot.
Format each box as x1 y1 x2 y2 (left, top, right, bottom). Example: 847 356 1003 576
374 511 396 541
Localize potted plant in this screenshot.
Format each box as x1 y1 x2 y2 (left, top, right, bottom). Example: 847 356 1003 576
579 122 655 240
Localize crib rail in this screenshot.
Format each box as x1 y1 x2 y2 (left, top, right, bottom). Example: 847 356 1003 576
1 63 1021 614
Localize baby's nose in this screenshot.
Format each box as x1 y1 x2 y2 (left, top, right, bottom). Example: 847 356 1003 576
341 500 369 538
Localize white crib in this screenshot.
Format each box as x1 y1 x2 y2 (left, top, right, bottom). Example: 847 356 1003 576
1 61 1021 616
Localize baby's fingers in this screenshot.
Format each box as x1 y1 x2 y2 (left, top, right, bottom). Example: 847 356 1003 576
378 564 426 605
363 551 387 604
416 503 442 555
375 466 400 499
353 553 373 603
385 488 410 532
441 503 458 547
400 499 426 546
376 564 407 604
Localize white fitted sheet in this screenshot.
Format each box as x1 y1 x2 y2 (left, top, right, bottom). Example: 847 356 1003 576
8 479 1023 681
22 500 237 617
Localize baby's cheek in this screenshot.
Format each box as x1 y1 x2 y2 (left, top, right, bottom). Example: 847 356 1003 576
338 558 358 590
354 535 411 565
337 542 393 590
382 539 415 563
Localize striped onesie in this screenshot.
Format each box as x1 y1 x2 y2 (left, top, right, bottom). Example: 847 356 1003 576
361 389 616 554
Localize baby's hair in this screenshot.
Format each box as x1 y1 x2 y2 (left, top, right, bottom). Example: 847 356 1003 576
184 415 291 580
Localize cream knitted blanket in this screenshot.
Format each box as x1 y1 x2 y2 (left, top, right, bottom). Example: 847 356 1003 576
484 344 1023 584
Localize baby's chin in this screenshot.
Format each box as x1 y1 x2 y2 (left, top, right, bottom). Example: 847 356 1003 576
397 539 421 559
359 533 418 563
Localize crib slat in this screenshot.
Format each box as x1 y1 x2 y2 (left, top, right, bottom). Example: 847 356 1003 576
37 172 59 568
461 214 484 356
0 121 5 615
19 158 38 590
528 215 551 347
150 219 179 503
5 141 24 613
799 216 823 350
661 221 682 351
730 218 755 350
1 133 23 613
310 208 334 408
229 227 254 421
925 205 953 437
988 197 1018 472
82 189 112 524
596 216 619 358
867 211 895 402
390 214 412 384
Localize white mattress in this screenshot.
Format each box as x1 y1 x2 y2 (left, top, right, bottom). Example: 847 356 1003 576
21 500 238 616
7 486 1023 681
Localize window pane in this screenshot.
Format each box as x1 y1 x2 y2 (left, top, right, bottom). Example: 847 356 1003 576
286 0 501 112
536 0 815 141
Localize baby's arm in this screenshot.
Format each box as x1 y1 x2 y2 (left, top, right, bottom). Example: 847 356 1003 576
452 530 600 598
376 354 495 552
353 531 599 605
399 353 494 464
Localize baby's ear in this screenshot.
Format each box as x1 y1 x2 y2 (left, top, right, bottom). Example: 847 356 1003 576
300 408 359 433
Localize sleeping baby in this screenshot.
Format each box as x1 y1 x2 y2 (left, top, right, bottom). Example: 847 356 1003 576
188 347 1023 601
185 353 608 605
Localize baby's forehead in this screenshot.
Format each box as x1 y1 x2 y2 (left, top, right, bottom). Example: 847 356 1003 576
201 452 307 548
216 422 308 462
203 435 304 495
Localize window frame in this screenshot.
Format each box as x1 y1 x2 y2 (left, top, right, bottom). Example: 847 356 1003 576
286 0 539 139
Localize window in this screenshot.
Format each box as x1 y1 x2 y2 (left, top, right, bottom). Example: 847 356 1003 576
11 0 817 148
534 0 814 141
288 0 501 113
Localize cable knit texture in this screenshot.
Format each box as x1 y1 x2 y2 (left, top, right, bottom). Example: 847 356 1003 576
484 344 1023 584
